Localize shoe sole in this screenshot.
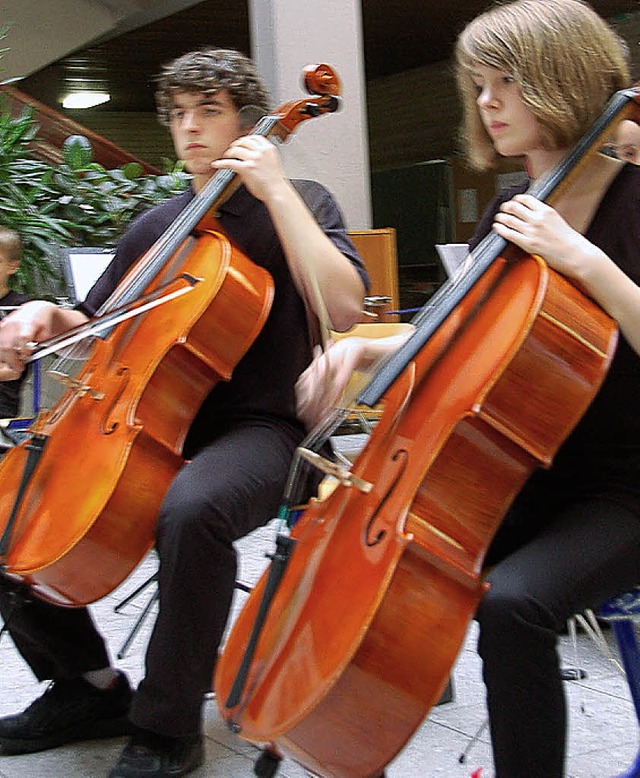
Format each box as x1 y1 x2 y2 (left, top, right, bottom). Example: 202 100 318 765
0 715 135 755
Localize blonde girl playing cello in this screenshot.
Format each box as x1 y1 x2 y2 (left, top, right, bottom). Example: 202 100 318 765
297 2 640 775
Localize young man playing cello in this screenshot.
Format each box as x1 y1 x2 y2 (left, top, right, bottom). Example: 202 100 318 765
0 48 367 778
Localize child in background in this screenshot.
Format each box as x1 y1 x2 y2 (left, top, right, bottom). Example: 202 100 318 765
0 227 30 418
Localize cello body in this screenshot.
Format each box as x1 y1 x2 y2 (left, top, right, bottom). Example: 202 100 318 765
214 252 618 778
0 229 273 606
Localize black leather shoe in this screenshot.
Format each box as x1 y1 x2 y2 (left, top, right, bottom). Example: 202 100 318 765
109 730 204 777
0 671 133 755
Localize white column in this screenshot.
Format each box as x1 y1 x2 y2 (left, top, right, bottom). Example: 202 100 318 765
248 0 372 229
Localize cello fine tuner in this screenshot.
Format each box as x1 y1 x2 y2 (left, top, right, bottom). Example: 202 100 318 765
297 447 373 493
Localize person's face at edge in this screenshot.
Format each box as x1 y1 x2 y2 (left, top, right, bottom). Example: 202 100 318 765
471 64 567 178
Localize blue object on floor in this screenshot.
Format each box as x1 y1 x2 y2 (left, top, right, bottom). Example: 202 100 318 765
599 587 640 778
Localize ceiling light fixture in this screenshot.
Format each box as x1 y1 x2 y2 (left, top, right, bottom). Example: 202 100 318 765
62 92 110 109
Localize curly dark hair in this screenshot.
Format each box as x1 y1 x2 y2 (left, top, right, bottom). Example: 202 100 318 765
155 48 271 127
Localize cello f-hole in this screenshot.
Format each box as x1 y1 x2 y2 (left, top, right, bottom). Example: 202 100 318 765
100 367 130 435
364 448 408 547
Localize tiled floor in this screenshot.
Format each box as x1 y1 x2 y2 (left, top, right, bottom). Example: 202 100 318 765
0 527 639 777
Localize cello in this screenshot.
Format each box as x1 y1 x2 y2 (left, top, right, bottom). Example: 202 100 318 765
213 87 640 777
0 64 341 608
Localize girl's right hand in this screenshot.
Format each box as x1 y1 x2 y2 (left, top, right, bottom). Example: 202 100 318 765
295 337 369 430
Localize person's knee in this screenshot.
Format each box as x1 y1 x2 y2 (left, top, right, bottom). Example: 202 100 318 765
477 587 558 660
480 584 557 625
155 480 232 550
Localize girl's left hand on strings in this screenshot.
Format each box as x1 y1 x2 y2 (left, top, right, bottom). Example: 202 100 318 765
492 193 594 281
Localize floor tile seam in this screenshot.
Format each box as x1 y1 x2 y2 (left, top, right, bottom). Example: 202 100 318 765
567 681 634 702
204 732 261 760
428 701 488 717
421 718 491 741
569 738 640 755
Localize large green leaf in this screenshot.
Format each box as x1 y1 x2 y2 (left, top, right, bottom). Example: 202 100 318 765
62 134 93 169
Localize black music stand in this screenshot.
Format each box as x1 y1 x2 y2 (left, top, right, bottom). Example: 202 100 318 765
59 247 115 305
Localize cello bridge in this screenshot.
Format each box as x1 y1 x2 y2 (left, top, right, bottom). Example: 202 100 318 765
48 370 105 400
297 447 373 493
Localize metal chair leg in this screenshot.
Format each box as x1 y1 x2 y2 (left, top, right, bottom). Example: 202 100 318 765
114 571 158 613
116 584 159 659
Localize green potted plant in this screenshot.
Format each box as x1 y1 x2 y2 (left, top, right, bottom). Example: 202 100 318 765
0 105 190 296
0 23 190 296
51 135 190 250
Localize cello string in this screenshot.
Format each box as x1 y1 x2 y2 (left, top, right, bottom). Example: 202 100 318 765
47 114 280 380
43 93 340 383
280 88 640 527
360 86 638 410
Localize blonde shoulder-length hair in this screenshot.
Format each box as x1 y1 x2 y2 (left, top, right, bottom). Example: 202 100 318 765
455 0 631 171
